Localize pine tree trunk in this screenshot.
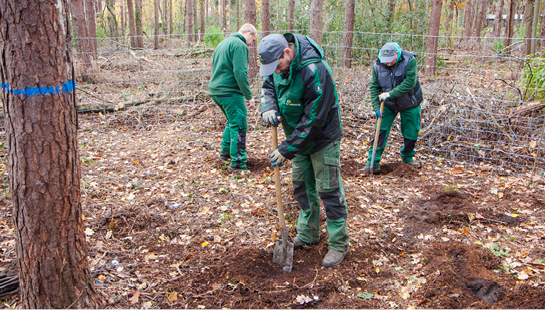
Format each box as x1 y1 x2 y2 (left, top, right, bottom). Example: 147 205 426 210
187 0 194 43
222 0 227 34
135 0 144 47
105 0 118 40
236 0 240 30
0 0 97 307
288 0 295 32
154 0 159 49
425 0 443 76
120 0 125 41
127 0 137 47
86 0 98 56
310 0 324 45
70 0 92 74
462 0 473 42
245 0 257 80
200 0 205 40
538 1 545 51
193 0 198 40
504 0 517 51
493 0 505 39
169 0 173 34
386 0 395 32
524 0 535 54
474 0 487 41
262 0 270 37
341 0 355 68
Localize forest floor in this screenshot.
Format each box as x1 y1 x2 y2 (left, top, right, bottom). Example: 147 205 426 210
1 110 544 309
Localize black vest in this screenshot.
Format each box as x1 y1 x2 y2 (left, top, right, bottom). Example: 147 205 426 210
373 50 423 113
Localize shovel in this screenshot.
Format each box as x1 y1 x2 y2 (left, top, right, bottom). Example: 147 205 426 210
370 99 385 175
271 126 294 272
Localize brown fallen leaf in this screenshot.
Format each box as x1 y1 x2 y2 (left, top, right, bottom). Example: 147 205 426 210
129 290 140 305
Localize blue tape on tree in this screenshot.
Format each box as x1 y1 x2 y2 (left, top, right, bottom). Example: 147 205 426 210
1 81 75 96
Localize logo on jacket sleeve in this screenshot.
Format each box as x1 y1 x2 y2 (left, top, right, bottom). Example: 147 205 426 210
316 85 322 92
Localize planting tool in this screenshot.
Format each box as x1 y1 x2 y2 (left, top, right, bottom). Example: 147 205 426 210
370 99 385 175
271 126 294 272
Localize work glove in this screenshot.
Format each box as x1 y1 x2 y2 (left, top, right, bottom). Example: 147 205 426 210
262 110 281 127
375 110 382 118
378 92 390 101
270 149 287 167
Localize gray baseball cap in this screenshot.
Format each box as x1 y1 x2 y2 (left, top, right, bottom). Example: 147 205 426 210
379 43 398 64
258 34 288 76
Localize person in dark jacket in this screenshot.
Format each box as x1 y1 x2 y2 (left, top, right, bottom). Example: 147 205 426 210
258 33 349 267
359 42 424 174
209 24 257 171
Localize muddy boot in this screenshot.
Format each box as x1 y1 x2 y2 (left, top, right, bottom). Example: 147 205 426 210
406 160 421 168
292 235 318 250
322 248 347 267
358 164 380 174
219 154 230 161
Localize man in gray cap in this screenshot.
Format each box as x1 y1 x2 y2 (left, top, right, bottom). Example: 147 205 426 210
359 42 423 174
258 33 349 267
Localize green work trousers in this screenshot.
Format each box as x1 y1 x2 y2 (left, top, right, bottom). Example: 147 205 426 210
367 105 421 167
212 94 248 169
292 140 349 253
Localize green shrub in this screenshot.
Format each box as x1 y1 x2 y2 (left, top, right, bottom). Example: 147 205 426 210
203 25 224 48
522 55 545 100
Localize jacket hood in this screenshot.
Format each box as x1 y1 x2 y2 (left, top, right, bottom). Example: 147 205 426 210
284 33 324 72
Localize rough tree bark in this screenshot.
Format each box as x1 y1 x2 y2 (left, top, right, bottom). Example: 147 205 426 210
187 0 194 43
193 0 198 40
154 0 160 49
462 0 473 42
120 0 125 40
127 0 137 47
85 0 98 56
425 0 443 76
262 0 270 37
135 0 144 47
200 0 205 41
245 0 257 80
104 0 118 40
504 0 517 52
474 0 487 41
310 0 324 45
70 0 92 75
0 0 97 307
493 0 505 38
341 0 355 68
288 0 295 32
222 0 226 34
538 1 545 51
524 0 535 55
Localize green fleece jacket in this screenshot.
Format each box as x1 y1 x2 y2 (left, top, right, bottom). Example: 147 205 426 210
370 56 417 111
208 33 253 100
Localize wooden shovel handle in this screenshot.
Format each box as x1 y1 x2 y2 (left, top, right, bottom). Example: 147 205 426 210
272 126 287 230
370 99 385 174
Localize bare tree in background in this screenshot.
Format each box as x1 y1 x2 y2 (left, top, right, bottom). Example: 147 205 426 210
425 0 443 75
135 0 144 47
310 0 324 45
386 0 395 32
237 0 241 30
0 0 97 307
222 0 226 34
154 0 160 49
70 0 92 78
538 1 545 51
127 0 137 47
341 0 355 68
524 0 535 54
474 0 487 41
504 0 517 52
193 0 198 40
288 0 295 32
493 0 505 39
262 0 270 37
245 0 257 80
104 0 119 40
86 0 98 55
462 0 473 45
187 0 194 43
200 0 206 41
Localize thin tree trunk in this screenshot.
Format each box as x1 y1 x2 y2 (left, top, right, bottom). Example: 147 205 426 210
504 0 517 51
70 0 92 75
182 0 187 34
135 0 144 47
531 0 540 53
86 0 98 56
120 0 125 41
386 0 395 32
127 0 137 47
524 0 535 54
245 0 257 80
493 0 505 38
154 0 159 49
187 0 194 43
0 0 97 307
463 0 474 41
288 0 295 32
425 0 443 75
475 0 487 41
236 0 240 30
341 0 355 68
105 0 118 40
200 0 205 40
262 0 270 37
194 0 198 39
222 0 227 34
310 0 324 45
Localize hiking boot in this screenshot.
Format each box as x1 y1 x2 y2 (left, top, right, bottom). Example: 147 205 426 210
406 160 421 168
228 166 250 172
322 248 347 267
358 165 380 174
219 154 230 161
292 235 318 250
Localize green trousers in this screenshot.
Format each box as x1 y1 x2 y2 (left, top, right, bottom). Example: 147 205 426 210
212 94 248 169
367 105 421 167
292 140 349 253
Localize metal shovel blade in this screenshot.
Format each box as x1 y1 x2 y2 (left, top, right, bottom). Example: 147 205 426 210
273 237 294 272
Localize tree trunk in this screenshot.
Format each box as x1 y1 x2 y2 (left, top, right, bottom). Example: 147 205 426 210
245 0 257 80
236 0 240 30
169 0 173 34
200 0 205 40
135 0 144 47
474 0 487 41
504 0 517 51
182 0 187 33
85 0 98 56
262 0 270 36
222 0 227 34
524 0 535 54
386 0 395 32
538 0 545 51
493 0 505 38
154 0 159 49
425 0 443 76
120 0 125 41
187 0 194 43
288 0 295 32
104 0 118 40
70 0 92 74
462 0 473 41
193 0 198 40
310 0 324 45
522 0 529 25
341 0 355 68
127 0 137 47
0 0 97 308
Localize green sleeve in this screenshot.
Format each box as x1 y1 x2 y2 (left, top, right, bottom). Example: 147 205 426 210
369 68 381 111
389 57 417 100
232 43 253 100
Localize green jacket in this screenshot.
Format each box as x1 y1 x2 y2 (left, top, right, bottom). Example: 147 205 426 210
208 33 253 100
261 33 343 159
370 51 422 113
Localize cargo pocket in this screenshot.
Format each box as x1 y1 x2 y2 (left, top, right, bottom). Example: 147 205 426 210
324 156 341 190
